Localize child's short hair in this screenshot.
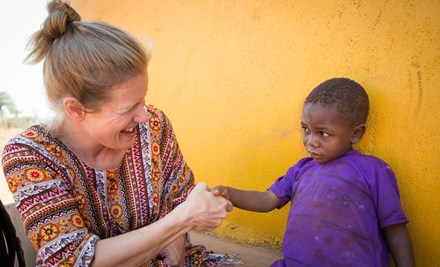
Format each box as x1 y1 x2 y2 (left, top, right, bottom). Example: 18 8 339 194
305 78 369 126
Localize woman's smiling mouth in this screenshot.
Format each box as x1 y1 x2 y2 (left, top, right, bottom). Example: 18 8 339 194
121 126 136 134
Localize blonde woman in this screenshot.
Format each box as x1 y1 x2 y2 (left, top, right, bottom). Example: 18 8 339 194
1 1 232 266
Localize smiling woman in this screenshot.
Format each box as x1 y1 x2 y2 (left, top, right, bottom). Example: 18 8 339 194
1 1 234 266
59 72 150 170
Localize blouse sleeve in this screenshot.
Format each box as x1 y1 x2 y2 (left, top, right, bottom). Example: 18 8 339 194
146 106 196 212
2 132 99 267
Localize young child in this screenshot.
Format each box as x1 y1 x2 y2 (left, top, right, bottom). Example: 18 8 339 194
213 78 415 266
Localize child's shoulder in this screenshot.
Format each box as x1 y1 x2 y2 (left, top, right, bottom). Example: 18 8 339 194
350 150 388 164
295 156 315 168
345 150 394 173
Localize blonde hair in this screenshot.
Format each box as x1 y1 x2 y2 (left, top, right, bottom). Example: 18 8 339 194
25 0 152 130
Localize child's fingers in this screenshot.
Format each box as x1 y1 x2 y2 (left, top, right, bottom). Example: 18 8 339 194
211 186 225 196
211 188 221 195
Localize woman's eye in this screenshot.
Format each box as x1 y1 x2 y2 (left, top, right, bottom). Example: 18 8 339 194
302 127 310 134
321 132 329 137
125 105 138 114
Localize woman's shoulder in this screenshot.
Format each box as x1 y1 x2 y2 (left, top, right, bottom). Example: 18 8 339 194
4 124 45 144
8 124 53 143
143 105 174 131
1 125 55 172
145 105 166 118
2 124 63 160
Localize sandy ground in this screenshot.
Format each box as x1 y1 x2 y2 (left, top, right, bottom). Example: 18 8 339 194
0 126 283 266
190 231 282 266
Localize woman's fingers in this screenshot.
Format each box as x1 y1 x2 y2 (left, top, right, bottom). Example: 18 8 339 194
184 182 233 231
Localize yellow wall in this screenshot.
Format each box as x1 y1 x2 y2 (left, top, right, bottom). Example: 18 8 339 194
72 0 439 265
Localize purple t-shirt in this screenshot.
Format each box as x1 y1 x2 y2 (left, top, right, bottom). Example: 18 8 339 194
269 150 408 267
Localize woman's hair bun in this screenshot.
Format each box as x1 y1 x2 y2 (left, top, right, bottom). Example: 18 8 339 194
43 0 81 41
25 0 81 64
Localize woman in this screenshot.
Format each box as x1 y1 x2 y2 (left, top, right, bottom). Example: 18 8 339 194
1 0 232 266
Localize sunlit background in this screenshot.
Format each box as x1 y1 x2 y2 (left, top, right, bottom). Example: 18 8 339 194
0 0 49 120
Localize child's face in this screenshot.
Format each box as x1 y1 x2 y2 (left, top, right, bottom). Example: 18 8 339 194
301 103 355 163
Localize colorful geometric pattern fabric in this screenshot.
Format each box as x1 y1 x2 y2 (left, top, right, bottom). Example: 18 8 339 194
1 105 225 267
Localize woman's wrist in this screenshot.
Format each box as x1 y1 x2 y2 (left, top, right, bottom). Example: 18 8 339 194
174 202 194 227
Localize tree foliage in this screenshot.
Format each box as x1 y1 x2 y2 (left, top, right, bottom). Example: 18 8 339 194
0 91 18 117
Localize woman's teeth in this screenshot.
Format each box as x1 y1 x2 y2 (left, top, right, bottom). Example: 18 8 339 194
121 127 135 134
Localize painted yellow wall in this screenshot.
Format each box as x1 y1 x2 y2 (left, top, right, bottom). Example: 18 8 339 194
72 0 439 265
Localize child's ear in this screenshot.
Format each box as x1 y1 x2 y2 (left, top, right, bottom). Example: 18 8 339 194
63 97 86 119
351 124 366 144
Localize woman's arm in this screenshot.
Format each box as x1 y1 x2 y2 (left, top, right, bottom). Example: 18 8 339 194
3 147 228 267
92 182 231 267
212 186 280 212
383 223 416 267
156 236 186 267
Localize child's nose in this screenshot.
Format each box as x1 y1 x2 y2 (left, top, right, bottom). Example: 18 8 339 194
307 134 319 148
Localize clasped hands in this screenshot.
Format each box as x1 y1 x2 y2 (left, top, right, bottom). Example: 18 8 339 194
156 182 232 266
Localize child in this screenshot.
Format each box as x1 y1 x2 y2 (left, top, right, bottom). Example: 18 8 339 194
213 78 415 266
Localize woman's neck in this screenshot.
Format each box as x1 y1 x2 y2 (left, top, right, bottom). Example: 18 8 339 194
56 123 126 170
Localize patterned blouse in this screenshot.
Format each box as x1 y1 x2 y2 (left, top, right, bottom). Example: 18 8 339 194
2 105 206 266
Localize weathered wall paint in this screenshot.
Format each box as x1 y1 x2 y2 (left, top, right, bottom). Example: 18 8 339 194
71 0 439 265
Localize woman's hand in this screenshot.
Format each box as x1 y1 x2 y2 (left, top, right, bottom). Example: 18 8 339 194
157 235 185 267
182 182 233 231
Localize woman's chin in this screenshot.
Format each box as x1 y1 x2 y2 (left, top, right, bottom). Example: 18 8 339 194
118 134 136 149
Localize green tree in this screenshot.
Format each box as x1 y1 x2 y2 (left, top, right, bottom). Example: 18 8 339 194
0 91 18 118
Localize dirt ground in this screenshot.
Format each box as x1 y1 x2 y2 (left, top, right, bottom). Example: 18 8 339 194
0 127 283 266
190 231 282 266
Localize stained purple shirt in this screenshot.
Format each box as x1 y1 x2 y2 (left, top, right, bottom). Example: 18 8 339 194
270 150 408 267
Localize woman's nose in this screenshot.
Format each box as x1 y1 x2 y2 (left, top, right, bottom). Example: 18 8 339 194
134 105 150 123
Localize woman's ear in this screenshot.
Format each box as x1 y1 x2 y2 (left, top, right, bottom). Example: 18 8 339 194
351 124 366 144
63 97 85 119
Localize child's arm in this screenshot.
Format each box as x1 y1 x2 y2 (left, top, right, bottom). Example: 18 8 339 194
212 186 281 212
383 223 416 267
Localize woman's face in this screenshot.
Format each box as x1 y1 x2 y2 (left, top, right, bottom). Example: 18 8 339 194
81 71 150 152
301 102 355 163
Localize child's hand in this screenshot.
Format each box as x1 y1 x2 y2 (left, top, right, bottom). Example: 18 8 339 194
211 185 231 200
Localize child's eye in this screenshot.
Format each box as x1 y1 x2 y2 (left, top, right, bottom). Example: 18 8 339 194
320 131 329 137
302 126 310 134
